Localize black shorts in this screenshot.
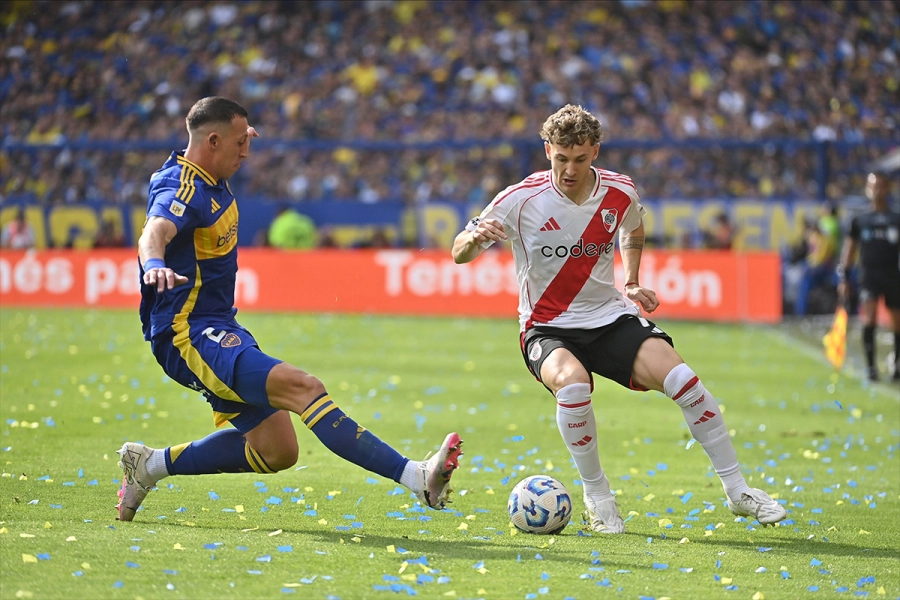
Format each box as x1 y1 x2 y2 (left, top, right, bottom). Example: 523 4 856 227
520 314 674 394
859 268 900 309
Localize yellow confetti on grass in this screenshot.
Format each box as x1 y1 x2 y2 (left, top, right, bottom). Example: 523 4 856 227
859 529 871 535
643 494 656 502
442 592 457 598
399 561 408 574
268 529 283 537
401 574 416 582
173 543 185 550
43 522 51 529
81 563 90 569
679 537 690 544
477 589 487 595
387 545 396 553
66 536 77 542
350 537 361 543
753 592 765 600
721 577 733 585
476 567 488 574
877 586 886 595
457 523 468 531
235 505 244 513
22 554 38 563
317 519 328 526
0 528 7 534
19 533 34 538
658 518 672 528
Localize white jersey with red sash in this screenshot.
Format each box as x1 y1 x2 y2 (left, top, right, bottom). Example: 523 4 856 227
466 167 646 331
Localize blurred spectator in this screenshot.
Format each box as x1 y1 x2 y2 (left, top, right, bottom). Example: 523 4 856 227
0 207 36 249
702 212 737 250
1 0 897 208
818 204 842 255
794 219 839 315
93 218 127 248
267 206 318 249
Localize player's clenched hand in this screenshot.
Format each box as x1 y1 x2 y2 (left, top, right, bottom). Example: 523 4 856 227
472 218 507 245
625 285 660 313
143 267 189 293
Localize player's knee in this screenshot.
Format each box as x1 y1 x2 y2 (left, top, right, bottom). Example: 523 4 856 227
267 363 328 413
261 439 299 472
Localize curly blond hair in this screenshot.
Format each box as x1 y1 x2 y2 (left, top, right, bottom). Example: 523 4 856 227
539 104 603 147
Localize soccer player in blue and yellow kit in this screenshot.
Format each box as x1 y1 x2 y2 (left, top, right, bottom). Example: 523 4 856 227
117 97 462 521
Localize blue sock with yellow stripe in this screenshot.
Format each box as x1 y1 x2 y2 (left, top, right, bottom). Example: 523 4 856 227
301 393 407 481
165 429 274 475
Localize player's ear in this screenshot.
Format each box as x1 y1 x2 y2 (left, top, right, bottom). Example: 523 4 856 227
544 142 551 160
591 144 599 160
208 132 219 150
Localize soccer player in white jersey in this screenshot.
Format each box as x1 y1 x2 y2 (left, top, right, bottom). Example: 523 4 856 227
451 104 786 533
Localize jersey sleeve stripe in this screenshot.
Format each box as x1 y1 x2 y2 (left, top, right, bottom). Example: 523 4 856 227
493 174 550 206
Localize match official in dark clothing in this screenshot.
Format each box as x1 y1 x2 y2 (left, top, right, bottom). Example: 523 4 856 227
837 172 900 382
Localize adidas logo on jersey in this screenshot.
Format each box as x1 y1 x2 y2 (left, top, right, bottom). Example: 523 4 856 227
211 199 221 213
539 217 561 231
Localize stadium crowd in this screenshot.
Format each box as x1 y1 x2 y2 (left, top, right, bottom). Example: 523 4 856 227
1 0 898 208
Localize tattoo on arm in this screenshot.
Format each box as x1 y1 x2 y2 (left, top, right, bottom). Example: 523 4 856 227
621 236 644 251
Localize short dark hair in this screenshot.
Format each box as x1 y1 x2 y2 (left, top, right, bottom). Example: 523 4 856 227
186 97 248 132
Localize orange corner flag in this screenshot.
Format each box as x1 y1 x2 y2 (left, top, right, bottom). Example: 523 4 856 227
823 306 848 370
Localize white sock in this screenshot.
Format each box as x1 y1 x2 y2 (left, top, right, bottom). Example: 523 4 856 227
146 447 170 481
399 460 422 493
664 363 749 500
555 383 612 500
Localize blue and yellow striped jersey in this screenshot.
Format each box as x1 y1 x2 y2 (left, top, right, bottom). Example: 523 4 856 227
140 151 240 341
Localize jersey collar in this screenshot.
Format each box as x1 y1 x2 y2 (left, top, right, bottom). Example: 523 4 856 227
175 152 219 187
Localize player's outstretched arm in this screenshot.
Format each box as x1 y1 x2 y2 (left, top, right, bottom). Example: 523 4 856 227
139 216 189 292
452 218 507 264
619 221 659 313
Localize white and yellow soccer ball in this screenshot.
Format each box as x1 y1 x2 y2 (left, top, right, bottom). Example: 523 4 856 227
507 475 573 534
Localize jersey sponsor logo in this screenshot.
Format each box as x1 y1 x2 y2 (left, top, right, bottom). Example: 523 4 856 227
689 394 705 408
541 237 615 258
529 342 542 362
568 420 587 428
540 217 561 231
218 221 239 248
169 200 186 217
221 332 241 348
601 208 618 233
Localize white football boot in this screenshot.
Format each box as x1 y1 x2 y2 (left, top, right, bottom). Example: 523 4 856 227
583 494 625 534
727 488 787 526
116 442 160 521
415 432 463 510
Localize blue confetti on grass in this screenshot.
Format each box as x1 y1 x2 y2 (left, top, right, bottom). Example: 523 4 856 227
278 546 293 553
511 435 524 442
163 569 178 575
126 561 139 568
810 558 822 566
209 491 219 500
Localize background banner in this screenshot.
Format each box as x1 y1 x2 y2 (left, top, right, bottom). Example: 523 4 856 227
0 249 782 323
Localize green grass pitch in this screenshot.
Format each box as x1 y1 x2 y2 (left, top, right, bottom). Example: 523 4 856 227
1 308 898 599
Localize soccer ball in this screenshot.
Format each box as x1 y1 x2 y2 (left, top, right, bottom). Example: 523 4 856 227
507 475 573 534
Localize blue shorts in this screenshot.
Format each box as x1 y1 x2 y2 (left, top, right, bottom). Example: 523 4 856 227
151 320 281 434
